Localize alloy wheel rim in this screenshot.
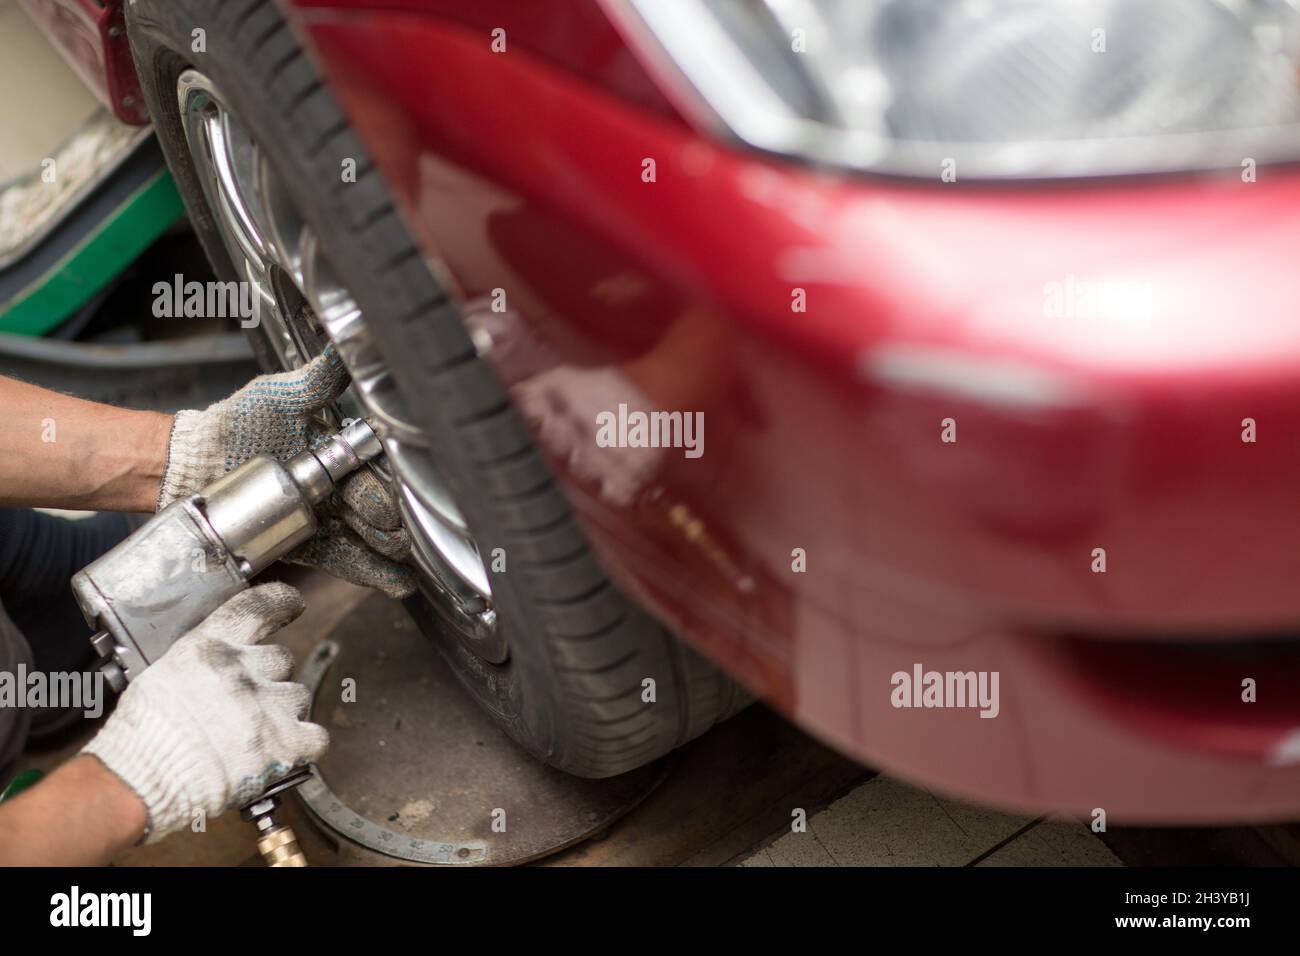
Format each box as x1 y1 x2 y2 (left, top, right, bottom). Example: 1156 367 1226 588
176 69 504 660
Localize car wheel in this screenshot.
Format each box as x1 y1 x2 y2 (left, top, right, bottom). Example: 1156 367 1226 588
125 0 746 777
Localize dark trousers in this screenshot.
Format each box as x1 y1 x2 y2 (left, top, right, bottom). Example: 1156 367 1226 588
0 509 134 762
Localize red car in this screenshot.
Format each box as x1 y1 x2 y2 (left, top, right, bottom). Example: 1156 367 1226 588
27 0 1300 822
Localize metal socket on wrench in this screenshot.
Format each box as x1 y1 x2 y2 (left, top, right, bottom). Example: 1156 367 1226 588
72 418 383 692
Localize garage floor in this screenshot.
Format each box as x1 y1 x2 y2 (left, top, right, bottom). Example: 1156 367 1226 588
18 567 1293 867
739 780 1119 868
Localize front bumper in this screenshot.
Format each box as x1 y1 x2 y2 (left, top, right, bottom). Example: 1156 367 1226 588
292 1 1300 821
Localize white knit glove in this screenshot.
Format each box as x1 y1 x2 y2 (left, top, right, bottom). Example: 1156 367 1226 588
160 348 415 598
82 583 327 843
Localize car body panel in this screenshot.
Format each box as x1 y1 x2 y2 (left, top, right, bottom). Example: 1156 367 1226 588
276 1 1300 821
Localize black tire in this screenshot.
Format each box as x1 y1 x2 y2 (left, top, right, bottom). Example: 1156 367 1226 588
126 0 746 777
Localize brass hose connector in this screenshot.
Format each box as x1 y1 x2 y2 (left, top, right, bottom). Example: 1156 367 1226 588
257 824 308 867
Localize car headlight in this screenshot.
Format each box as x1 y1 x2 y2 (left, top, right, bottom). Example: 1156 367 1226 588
610 0 1300 179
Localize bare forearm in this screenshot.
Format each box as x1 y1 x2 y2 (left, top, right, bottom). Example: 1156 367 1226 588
0 756 147 866
0 376 172 512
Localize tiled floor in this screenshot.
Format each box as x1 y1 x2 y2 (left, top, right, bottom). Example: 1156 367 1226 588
739 776 1122 867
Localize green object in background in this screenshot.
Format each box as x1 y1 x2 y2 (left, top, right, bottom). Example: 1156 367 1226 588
0 170 183 336
0 768 43 803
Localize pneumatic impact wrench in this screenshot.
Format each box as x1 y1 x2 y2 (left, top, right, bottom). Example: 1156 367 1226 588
71 418 384 866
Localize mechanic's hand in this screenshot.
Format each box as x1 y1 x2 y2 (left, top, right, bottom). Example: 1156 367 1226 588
159 348 416 598
81 583 326 843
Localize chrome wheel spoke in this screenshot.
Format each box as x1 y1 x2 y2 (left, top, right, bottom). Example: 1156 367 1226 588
300 227 425 444
243 254 301 368
400 487 490 601
253 146 306 284
208 120 266 266
386 438 469 533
